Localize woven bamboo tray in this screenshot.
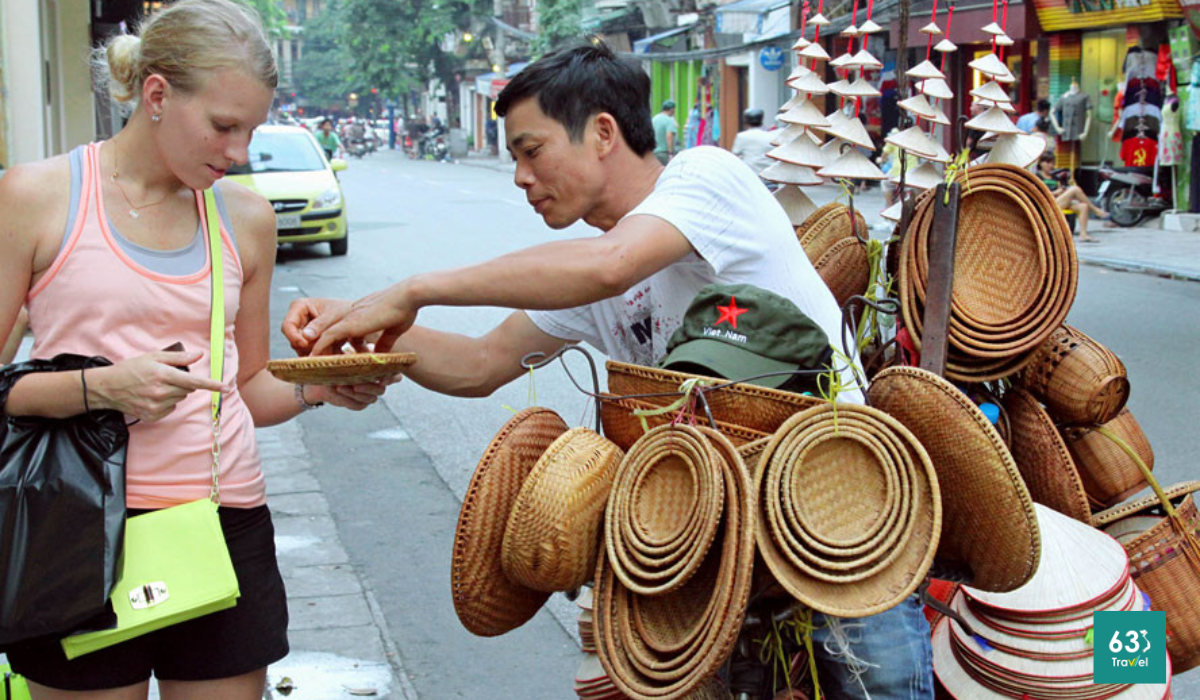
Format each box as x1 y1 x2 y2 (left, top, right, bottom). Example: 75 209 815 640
266 352 417 385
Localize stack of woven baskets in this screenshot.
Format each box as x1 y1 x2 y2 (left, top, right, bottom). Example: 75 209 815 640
898 163 1077 383
933 504 1173 699
794 203 872 307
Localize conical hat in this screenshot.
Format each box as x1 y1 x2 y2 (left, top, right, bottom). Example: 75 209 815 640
980 21 1005 35
761 160 823 186
791 36 812 50
841 24 859 37
786 65 812 82
858 18 883 33
920 21 943 35
976 98 1017 113
898 94 950 125
971 80 1012 104
809 12 830 25
968 53 1010 78
818 147 887 181
826 78 851 94
885 125 941 159
780 99 831 127
838 77 881 98
934 38 958 53
768 133 828 168
965 106 1020 134
917 78 954 100
778 93 805 113
848 49 884 69
774 185 819 225
770 122 807 146
985 133 1046 168
907 59 946 81
829 53 855 68
821 136 849 155
995 33 1015 47
798 43 831 62
880 200 904 222
891 161 943 189
814 115 874 149
789 72 831 94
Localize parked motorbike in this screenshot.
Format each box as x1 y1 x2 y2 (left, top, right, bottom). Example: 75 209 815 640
1096 165 1173 227
419 126 450 162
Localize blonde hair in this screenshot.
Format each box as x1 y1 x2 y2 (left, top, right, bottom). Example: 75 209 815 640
93 0 278 110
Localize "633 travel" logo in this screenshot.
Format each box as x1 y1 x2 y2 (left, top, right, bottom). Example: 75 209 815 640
1093 610 1167 684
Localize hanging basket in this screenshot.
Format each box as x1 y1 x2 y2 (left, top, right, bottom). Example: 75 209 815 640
1061 408 1154 510
1018 325 1130 427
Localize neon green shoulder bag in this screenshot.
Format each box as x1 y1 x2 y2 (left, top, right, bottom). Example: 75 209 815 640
61 189 241 659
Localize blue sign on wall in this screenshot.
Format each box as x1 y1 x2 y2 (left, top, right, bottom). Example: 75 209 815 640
759 46 786 71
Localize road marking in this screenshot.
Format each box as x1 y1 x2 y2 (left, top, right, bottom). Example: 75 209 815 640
368 427 411 441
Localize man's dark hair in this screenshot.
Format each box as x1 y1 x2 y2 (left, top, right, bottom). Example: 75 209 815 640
1035 116 1051 133
320 118 332 128
1037 98 1051 113
495 40 655 156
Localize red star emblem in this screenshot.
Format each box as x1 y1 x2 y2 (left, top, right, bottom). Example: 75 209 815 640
714 296 749 329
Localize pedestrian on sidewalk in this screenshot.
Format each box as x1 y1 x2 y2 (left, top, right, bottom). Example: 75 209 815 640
284 40 934 700
0 1 397 697
652 99 678 164
1037 153 1108 242
731 107 775 178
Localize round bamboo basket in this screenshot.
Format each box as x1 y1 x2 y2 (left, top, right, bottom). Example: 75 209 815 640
1019 325 1130 426
813 236 871 308
1061 408 1153 509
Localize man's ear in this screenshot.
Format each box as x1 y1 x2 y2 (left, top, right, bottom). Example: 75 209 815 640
593 112 620 158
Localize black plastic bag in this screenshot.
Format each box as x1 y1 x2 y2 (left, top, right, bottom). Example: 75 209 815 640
0 354 128 646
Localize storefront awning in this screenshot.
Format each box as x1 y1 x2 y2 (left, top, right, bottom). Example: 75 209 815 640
1030 0 1181 31
714 0 792 36
633 24 695 53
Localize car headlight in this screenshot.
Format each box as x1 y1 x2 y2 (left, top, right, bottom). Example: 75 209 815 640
313 187 342 210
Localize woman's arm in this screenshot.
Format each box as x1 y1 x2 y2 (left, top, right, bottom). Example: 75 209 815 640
1 307 28 365
221 182 384 427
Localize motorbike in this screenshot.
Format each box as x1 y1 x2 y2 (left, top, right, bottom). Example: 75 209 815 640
347 138 368 159
419 126 450 162
1096 164 1173 227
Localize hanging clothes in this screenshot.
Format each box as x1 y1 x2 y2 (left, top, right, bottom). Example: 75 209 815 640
1156 45 1177 93
1120 137 1157 167
1159 98 1183 166
1188 61 1200 132
1123 77 1163 108
1054 91 1092 141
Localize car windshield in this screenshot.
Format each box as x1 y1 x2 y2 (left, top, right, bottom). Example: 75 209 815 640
227 132 325 174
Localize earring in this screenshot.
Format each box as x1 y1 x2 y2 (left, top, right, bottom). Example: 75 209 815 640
151 114 161 123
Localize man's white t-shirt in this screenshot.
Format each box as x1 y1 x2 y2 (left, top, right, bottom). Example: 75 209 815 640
731 128 776 175
526 146 863 403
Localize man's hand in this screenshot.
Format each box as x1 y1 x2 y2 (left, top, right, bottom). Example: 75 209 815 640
282 298 352 355
304 284 418 356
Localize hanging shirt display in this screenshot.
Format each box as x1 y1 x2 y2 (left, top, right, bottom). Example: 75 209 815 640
1123 48 1156 82
1120 137 1158 167
1054 92 1092 141
1123 78 1163 108
1118 102 1163 129
1159 99 1183 166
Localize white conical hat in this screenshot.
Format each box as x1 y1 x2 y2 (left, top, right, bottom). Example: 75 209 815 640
770 123 808 147
898 94 950 125
809 12 830 25
995 33 1015 47
774 185 819 225
826 78 851 94
848 50 884 69
980 21 1005 35
780 99 831 127
934 38 958 53
791 36 812 50
778 93 805 112
917 78 954 100
965 106 1020 134
885 125 941 158
814 115 874 149
892 161 944 189
838 77 882 98
841 24 860 37
859 19 884 34
971 80 1011 103
821 137 850 156
920 21 943 35
798 43 831 62
787 65 813 82
789 72 831 94
829 53 855 69
985 133 1046 168
818 147 887 181
907 59 946 81
976 98 1017 113
969 53 1011 79
824 109 853 132
880 199 904 222
769 133 828 168
761 160 823 186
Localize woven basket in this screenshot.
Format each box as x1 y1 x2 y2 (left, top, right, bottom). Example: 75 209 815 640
266 352 417 385
1061 408 1153 509
1002 387 1092 525
797 203 863 262
1019 325 1130 426
598 393 770 451
606 361 822 435
868 367 1040 593
451 407 567 636
814 236 871 308
1097 488 1200 674
501 428 624 593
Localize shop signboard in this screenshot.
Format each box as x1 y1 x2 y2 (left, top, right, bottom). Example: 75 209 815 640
759 46 785 71
1031 0 1182 31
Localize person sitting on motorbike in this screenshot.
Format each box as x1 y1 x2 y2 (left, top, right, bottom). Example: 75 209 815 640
1037 153 1108 242
315 118 342 160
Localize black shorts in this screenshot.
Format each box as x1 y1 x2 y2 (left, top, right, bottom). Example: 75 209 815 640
8 505 289 690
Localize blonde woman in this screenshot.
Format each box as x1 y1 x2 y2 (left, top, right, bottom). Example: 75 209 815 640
0 1 392 697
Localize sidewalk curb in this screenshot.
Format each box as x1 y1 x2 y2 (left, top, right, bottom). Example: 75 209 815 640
1077 255 1200 282
363 584 420 700
456 157 515 174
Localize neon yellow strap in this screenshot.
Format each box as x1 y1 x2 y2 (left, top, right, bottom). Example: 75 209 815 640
203 190 225 421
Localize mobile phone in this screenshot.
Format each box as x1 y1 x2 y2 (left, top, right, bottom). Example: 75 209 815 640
163 342 188 372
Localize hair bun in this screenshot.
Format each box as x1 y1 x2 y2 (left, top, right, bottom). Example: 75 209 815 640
105 34 142 103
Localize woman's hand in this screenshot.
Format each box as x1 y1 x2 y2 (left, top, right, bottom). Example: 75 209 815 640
90 350 228 422
282 297 353 355
303 374 402 411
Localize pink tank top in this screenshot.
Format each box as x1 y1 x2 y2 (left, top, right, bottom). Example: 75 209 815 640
25 142 265 509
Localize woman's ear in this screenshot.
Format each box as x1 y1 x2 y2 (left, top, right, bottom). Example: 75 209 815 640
142 73 170 120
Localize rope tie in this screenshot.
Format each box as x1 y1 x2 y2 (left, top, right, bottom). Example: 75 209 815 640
821 617 877 700
630 377 714 434
787 608 824 700
501 366 539 414
942 149 972 204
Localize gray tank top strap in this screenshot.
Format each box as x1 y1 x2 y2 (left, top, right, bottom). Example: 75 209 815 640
211 184 239 250
58 145 86 254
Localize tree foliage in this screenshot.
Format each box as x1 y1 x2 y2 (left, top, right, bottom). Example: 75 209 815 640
532 0 584 56
242 0 291 40
291 0 362 112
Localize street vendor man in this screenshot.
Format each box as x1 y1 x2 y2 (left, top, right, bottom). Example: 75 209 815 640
282 40 930 700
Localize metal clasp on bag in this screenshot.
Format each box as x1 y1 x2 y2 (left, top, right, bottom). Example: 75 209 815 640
129 582 170 609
